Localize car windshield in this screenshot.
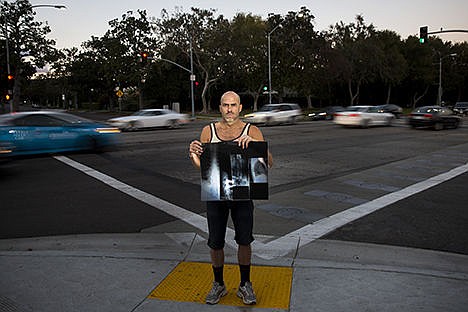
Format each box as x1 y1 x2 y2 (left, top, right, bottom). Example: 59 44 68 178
259 105 278 112
132 110 154 116
455 103 468 108
53 113 92 124
346 106 370 112
0 113 90 125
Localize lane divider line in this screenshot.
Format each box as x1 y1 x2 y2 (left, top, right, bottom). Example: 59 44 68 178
261 162 468 259
54 156 240 251
53 156 210 233
54 156 468 260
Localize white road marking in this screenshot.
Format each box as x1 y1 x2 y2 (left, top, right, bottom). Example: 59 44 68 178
54 156 468 260
259 162 468 259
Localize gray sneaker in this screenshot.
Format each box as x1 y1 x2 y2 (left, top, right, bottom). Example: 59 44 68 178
205 281 227 305
237 281 257 305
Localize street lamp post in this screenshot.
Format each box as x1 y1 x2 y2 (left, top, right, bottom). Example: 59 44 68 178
267 23 282 104
189 38 195 119
3 4 66 112
266 12 309 105
438 53 457 106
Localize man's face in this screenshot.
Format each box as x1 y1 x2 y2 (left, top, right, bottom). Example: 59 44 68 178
220 95 242 123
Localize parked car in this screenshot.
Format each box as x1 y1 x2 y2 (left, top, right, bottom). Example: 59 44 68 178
107 109 190 131
333 106 395 128
408 106 461 130
376 104 403 118
0 111 120 158
243 103 302 125
308 106 345 120
453 102 468 116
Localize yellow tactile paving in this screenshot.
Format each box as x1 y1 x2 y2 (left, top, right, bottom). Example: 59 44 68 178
149 261 293 309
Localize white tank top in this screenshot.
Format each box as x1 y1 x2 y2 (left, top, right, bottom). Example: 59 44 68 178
209 123 251 143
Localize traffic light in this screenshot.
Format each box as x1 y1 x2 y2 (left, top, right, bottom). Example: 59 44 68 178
419 26 428 44
5 74 14 101
263 86 268 91
140 51 149 66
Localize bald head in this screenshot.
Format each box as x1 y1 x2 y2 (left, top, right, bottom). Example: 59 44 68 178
220 91 240 106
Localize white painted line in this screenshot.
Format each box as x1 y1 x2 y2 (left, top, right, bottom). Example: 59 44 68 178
54 155 468 260
54 156 240 250
263 162 468 258
53 156 210 234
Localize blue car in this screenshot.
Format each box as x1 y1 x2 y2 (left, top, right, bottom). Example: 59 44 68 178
0 111 121 159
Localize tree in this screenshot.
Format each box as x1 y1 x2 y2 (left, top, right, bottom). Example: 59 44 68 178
450 42 468 102
374 30 408 103
325 15 380 105
273 7 326 108
402 36 436 107
228 13 266 111
105 10 159 109
0 0 58 111
157 7 230 112
52 10 160 110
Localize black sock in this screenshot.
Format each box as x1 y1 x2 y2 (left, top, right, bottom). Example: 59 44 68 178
239 264 251 286
213 265 224 286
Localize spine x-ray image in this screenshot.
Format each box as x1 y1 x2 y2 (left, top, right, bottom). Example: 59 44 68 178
200 142 268 201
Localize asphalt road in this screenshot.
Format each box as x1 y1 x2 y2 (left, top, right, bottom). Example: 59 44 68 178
1 114 467 255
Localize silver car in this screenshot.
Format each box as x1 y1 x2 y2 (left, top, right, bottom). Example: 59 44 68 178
108 109 189 131
243 103 302 125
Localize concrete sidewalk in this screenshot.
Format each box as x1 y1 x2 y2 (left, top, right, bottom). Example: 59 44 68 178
1 233 467 312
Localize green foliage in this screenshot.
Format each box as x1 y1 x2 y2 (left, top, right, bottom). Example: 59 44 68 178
3 2 468 112
1 0 58 110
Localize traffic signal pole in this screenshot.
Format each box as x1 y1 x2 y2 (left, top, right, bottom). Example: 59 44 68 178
3 15 13 112
156 39 195 119
419 26 468 43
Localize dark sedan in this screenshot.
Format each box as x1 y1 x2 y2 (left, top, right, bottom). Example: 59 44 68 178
377 104 403 118
0 111 121 159
308 106 345 120
408 106 462 130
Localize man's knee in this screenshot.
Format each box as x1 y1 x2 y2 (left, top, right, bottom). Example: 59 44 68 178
208 239 225 250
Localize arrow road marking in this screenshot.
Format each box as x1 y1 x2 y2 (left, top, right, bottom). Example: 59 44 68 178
54 156 468 260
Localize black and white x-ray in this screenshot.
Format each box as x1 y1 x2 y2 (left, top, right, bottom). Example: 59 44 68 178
200 142 268 201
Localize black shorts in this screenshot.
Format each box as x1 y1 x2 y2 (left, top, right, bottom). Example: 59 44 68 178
206 201 254 250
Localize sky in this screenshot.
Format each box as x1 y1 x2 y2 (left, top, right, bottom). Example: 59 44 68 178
24 0 468 49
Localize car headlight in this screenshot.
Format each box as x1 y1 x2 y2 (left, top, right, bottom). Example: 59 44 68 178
244 114 254 118
95 127 121 133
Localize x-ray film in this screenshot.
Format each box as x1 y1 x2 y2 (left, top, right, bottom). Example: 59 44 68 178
200 142 268 201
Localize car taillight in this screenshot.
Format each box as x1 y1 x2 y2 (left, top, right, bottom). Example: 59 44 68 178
348 113 360 117
423 114 433 118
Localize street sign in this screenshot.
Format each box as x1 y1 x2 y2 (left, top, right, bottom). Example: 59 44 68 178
190 74 196 81
116 90 124 97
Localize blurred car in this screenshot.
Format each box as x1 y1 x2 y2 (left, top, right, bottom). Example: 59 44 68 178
0 111 120 158
308 106 345 120
243 103 302 125
408 106 462 130
376 104 403 118
333 106 395 128
453 102 468 116
107 109 189 131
